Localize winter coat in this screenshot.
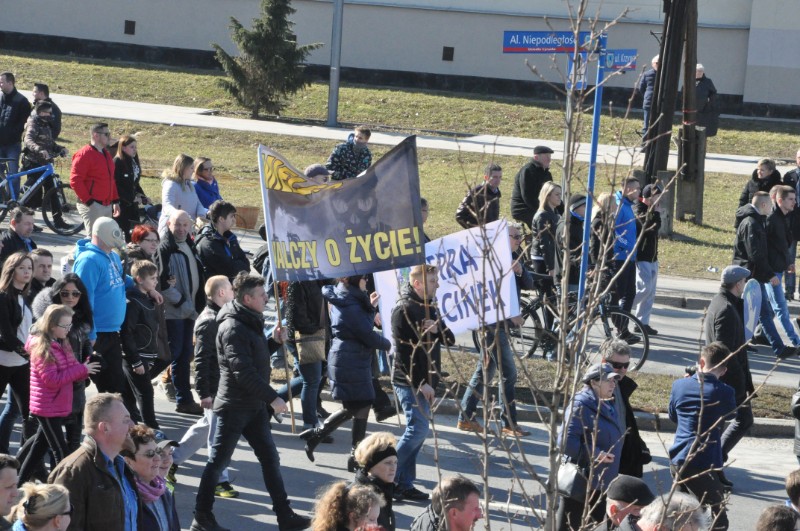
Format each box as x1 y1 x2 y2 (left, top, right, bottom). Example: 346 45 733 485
589 212 614 285
141 489 180 531
194 178 222 209
157 231 205 320
28 277 55 305
391 283 455 390
616 376 651 478
732 204 773 283
37 97 61 139
766 205 793 273
194 302 222 401
353 469 395 531
325 133 372 181
454 183 501 229
510 159 553 227
72 239 132 340
705 287 753 404
213 300 282 413
558 387 622 490
48 435 144 531
694 74 719 137
783 167 800 241
410 505 441 531
27 336 88 418
0 289 26 353
613 191 637 262
286 281 327 335
114 153 145 224
556 211 584 285
324 283 390 402
121 287 161 369
0 88 31 146
634 200 661 262
668 372 736 469
158 179 208 234
637 68 657 109
21 113 64 167
0 230 36 269
195 225 251 281
70 144 118 206
738 168 781 208
531 206 560 272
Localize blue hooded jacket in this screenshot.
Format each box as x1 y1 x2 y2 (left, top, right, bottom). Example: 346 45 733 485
614 190 637 261
72 239 133 340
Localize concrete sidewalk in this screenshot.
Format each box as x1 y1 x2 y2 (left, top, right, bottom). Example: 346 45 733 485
53 92 792 177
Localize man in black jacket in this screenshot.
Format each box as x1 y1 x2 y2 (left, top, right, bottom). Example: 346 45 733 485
782 149 800 300
0 73 31 176
0 207 37 268
733 192 798 358
454 163 502 229
190 273 310 531
632 184 662 336
196 200 251 281
510 145 554 228
637 55 658 138
765 185 800 345
392 264 455 502
738 158 781 208
555 194 586 292
601 340 651 478
705 265 753 490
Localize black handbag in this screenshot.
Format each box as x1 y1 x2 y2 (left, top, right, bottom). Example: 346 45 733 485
554 455 588 502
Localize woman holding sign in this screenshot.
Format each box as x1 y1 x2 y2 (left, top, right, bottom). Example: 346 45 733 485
301 274 391 472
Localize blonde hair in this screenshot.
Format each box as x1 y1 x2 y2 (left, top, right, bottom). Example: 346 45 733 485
162 154 195 188
10 483 70 529
354 432 396 470
537 182 562 213
591 192 615 222
29 304 74 365
205 275 230 299
83 393 124 433
311 482 384 531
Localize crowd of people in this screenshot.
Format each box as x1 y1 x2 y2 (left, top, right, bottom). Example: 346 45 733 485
0 65 798 531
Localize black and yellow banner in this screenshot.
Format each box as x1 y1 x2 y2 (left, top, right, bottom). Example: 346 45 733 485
258 136 425 281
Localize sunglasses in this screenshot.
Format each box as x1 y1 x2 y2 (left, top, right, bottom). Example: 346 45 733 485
141 449 163 459
60 290 81 298
608 360 630 370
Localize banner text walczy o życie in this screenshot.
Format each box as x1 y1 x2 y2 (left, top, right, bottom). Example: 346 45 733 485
258 136 425 281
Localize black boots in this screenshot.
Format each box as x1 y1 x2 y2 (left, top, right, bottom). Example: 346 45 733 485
299 408 352 462
190 511 230 531
348 417 368 472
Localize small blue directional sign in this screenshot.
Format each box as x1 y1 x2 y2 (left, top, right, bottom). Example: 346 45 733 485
503 31 592 53
605 49 637 70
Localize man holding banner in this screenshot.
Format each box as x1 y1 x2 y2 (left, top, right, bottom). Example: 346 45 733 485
391 264 455 502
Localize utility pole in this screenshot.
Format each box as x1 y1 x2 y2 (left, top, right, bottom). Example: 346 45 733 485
326 0 344 127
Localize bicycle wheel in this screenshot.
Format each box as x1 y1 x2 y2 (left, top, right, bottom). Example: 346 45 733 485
582 309 649 371
508 304 550 358
42 183 84 235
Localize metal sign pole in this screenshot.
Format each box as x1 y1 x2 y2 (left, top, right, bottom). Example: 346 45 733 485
326 0 344 127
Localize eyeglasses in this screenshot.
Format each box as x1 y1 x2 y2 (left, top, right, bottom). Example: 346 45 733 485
608 360 630 370
141 449 163 459
61 503 74 517
56 323 73 331
509 234 523 240
60 290 81 299
141 237 159 243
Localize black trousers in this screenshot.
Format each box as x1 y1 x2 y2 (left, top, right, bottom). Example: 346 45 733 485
122 358 168 429
678 466 728 530
17 415 69 484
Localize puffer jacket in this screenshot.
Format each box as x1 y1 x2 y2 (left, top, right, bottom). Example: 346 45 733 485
738 168 781 208
323 283 390 402
120 287 161 369
213 300 282 412
531 206 560 272
733 204 772 283
157 231 205 320
637 67 657 109
194 302 222 401
195 225 251 281
21 112 64 167
325 133 372 181
354 469 395 531
27 335 89 418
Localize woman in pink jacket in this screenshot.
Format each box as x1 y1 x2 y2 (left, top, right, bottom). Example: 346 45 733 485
15 304 100 483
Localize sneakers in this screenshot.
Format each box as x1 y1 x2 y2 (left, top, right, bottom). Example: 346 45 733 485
277 511 311 531
502 425 531 437
190 511 230 531
642 324 659 335
457 419 482 433
395 486 429 502
215 481 239 498
617 329 641 345
176 402 204 415
159 380 177 402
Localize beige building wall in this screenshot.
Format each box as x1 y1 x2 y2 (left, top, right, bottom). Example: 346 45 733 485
0 0 794 107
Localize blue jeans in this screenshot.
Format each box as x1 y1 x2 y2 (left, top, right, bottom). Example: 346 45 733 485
642 107 651 137
0 143 21 177
766 272 800 345
195 406 291 518
0 387 20 453
459 327 517 427
786 242 798 296
759 283 785 355
166 319 195 405
394 384 430 491
277 360 321 427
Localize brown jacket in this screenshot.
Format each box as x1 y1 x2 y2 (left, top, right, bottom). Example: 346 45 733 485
48 435 143 531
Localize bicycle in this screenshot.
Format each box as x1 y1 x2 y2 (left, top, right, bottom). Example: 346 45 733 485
473 288 650 371
0 160 83 236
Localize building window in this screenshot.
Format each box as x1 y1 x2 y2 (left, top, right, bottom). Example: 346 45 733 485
124 20 136 35
442 46 454 61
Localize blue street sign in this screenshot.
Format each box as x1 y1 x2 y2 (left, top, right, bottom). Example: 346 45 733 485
503 31 592 53
605 48 637 70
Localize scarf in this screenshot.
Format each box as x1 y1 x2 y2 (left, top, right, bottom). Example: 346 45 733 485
135 474 166 503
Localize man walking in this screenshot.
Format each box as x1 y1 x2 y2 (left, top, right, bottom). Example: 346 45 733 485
0 72 31 176
613 177 641 343
70 122 119 235
190 273 310 531
638 55 658 138
510 145 555 228
782 148 800 300
455 163 503 229
410 476 482 531
765 185 800 345
633 183 662 335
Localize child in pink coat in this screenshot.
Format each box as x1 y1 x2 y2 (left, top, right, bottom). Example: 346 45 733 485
16 304 100 484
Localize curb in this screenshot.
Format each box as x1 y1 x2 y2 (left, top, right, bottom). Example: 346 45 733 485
654 292 711 310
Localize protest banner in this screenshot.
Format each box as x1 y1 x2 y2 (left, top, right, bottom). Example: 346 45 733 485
258 136 425 281
375 220 520 351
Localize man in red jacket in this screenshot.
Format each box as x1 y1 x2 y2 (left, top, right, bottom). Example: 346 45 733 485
70 122 119 235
